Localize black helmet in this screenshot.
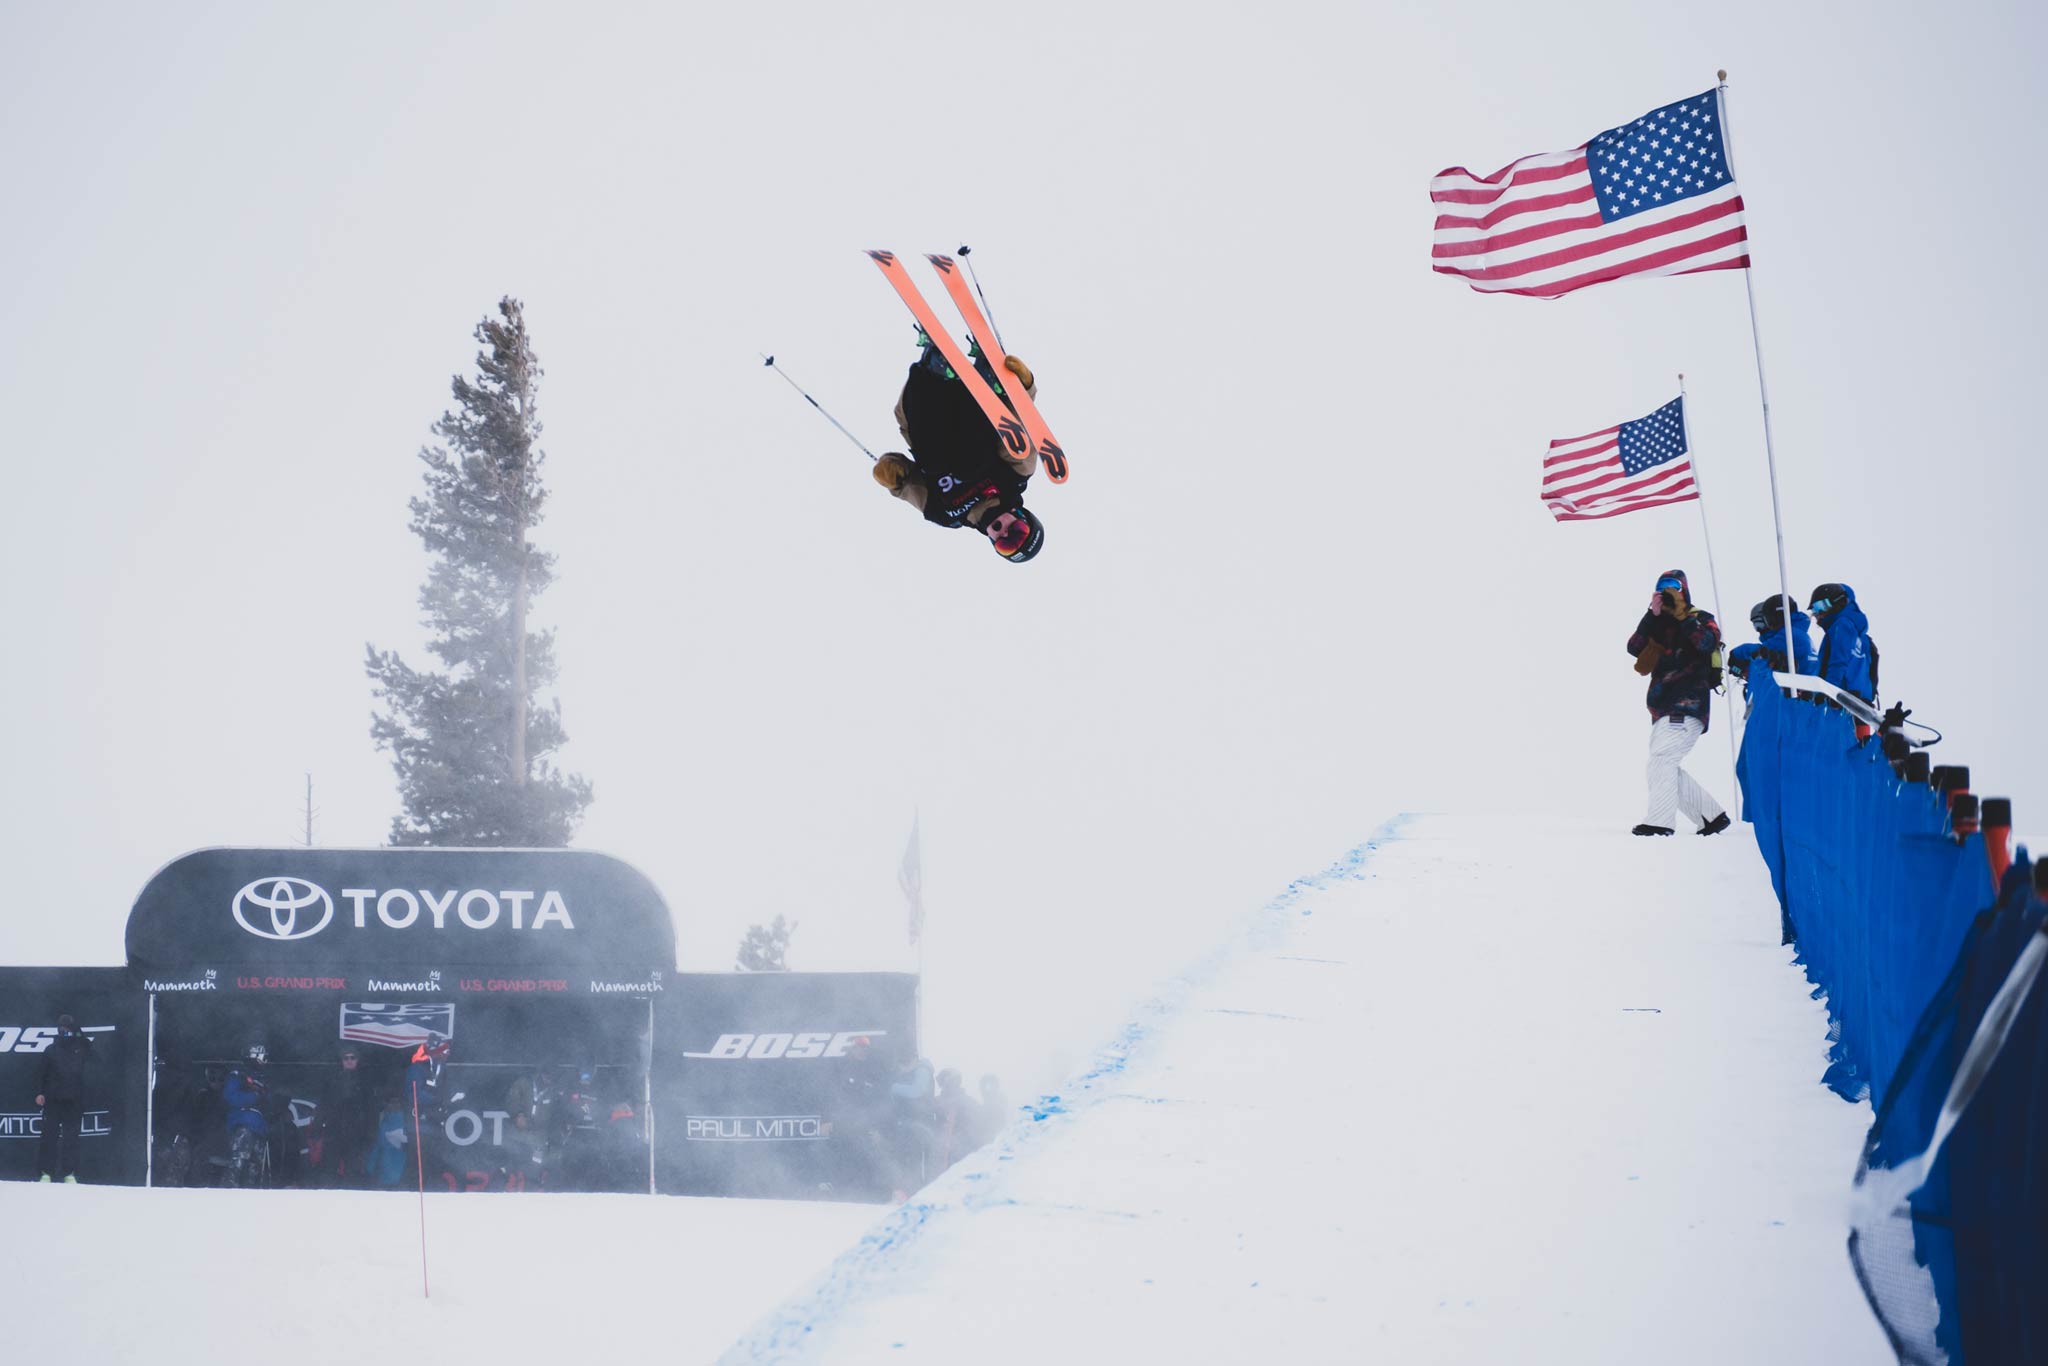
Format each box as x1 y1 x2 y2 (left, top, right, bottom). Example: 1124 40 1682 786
1750 598 1784 634
983 505 1044 563
1808 583 1850 619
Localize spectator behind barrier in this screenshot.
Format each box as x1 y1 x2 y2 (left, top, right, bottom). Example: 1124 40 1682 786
1730 596 1820 709
932 1068 981 1171
1809 582 1879 705
322 1045 373 1189
367 1095 410 1188
33 1014 93 1183
222 1043 271 1189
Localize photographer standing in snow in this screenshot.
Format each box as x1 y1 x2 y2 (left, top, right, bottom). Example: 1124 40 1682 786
1625 570 1730 838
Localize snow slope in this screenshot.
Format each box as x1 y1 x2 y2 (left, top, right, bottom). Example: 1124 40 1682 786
722 813 1892 1364
2 812 1891 1365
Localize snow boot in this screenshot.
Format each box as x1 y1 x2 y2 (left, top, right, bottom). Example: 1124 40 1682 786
37 1173 51 1182
1631 823 1675 836
62 1174 76 1183
1698 813 1732 836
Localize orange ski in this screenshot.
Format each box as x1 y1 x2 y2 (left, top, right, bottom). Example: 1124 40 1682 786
865 250 1035 468
925 253 1069 484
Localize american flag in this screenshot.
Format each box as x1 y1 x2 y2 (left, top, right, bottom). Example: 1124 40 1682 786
1433 90 1748 298
1540 396 1696 522
340 1002 455 1050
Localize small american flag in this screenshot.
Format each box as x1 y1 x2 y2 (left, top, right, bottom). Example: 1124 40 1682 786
1541 397 1696 522
340 1002 455 1050
1433 90 1748 299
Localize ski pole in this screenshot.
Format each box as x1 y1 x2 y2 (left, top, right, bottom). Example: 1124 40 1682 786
412 1081 430 1299
761 355 877 461
955 245 1005 352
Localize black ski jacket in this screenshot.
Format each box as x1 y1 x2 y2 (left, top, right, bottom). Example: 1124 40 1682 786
897 357 1029 529
38 1032 92 1102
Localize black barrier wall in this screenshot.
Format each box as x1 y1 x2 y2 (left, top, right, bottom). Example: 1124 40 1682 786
0 969 148 1185
655 972 919 1201
3 848 919 1201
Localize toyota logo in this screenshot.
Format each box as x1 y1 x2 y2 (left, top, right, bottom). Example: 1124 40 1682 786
231 877 335 942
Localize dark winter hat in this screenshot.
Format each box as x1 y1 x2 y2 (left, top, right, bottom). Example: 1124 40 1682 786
57 1013 75 1029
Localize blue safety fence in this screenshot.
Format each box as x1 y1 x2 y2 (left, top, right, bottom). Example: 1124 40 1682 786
1739 669 2048 1361
1737 676 1992 1103
1848 858 2048 1365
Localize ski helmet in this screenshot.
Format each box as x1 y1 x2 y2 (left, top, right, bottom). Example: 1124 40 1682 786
985 506 1044 563
1750 598 1785 634
246 1042 268 1064
1809 583 1850 620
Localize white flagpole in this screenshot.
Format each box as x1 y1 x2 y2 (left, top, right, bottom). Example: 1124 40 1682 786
1679 374 1740 816
899 810 925 1046
1716 71 1801 671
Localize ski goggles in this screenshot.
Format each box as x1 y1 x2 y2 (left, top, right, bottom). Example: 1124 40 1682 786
1655 576 1686 593
988 513 1033 556
1809 595 1836 615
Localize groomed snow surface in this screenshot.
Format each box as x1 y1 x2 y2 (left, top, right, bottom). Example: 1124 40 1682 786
7 813 1891 1364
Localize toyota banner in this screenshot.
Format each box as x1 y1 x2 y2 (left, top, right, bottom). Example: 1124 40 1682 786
0 846 920 1201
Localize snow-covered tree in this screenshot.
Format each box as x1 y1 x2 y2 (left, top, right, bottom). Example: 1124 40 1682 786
365 297 591 846
736 915 797 972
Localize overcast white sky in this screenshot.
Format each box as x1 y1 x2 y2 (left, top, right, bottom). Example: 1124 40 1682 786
4 1 2042 1088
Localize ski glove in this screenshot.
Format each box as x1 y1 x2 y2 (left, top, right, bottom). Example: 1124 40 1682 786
874 452 914 492
1004 355 1034 392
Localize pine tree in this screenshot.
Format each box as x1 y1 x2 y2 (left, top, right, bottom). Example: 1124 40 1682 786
736 915 797 972
365 297 592 846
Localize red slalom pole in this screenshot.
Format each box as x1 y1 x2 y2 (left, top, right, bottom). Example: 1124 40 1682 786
412 1081 430 1299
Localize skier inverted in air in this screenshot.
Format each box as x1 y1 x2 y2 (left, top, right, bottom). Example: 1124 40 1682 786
867 249 1068 563
872 339 1046 562
765 249 1068 564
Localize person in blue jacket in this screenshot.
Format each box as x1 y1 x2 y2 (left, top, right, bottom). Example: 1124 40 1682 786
1809 582 1879 704
1729 596 1819 702
366 1095 412 1188
222 1042 271 1189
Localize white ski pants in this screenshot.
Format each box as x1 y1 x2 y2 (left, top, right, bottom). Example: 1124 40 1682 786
1645 715 1725 830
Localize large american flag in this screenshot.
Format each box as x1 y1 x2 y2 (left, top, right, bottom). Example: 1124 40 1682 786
1433 90 1749 299
1540 396 1696 522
